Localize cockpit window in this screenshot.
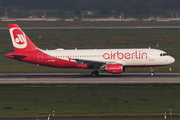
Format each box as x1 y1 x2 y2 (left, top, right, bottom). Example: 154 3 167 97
160 53 168 56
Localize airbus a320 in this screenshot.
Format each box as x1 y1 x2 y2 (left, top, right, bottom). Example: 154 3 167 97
6 24 175 76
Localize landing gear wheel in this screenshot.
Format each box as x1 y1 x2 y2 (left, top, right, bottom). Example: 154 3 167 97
91 71 99 77
150 67 154 76
95 70 99 76
150 72 154 76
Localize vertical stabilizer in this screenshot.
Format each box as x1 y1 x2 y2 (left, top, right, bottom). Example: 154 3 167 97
8 24 38 51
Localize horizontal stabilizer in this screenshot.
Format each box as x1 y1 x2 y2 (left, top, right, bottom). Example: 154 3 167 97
8 54 28 57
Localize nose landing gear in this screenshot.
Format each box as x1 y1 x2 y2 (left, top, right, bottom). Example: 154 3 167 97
150 67 154 76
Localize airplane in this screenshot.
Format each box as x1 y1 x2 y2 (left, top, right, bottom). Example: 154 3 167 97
6 24 175 77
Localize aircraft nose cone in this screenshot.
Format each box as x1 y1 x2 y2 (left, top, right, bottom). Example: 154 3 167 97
171 57 175 64
169 56 175 64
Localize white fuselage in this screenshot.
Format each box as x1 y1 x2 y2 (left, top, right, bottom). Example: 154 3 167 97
6 24 176 76
42 48 175 67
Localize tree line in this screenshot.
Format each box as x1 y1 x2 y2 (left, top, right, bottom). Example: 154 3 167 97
0 0 179 18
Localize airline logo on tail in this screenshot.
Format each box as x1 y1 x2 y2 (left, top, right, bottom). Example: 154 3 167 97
9 27 27 49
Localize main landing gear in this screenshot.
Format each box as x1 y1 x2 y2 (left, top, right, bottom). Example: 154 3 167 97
91 70 99 77
150 67 154 76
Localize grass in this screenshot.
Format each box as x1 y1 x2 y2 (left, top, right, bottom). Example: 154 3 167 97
0 84 179 118
0 28 180 73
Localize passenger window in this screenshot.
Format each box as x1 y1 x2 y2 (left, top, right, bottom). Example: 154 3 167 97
160 53 162 56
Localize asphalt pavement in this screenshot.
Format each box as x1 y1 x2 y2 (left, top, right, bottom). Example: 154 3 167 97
0 73 179 84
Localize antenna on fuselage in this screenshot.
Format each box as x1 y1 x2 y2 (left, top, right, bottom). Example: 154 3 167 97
75 47 77 50
149 47 151 49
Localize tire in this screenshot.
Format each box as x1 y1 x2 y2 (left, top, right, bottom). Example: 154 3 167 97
95 71 99 76
150 72 154 76
91 71 99 77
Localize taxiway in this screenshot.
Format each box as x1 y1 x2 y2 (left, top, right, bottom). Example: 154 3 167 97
0 73 179 84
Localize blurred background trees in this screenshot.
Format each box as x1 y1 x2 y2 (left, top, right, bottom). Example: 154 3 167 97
0 0 179 18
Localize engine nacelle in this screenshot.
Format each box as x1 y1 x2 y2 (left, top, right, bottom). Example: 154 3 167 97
106 64 123 74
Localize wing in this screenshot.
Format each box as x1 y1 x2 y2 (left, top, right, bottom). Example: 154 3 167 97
73 58 106 67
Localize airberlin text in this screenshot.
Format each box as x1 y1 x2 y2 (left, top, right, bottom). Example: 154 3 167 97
103 51 147 60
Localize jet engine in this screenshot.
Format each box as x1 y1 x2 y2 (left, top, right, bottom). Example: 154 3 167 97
100 64 123 74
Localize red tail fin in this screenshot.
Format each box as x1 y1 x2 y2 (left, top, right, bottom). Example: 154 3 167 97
8 24 38 51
